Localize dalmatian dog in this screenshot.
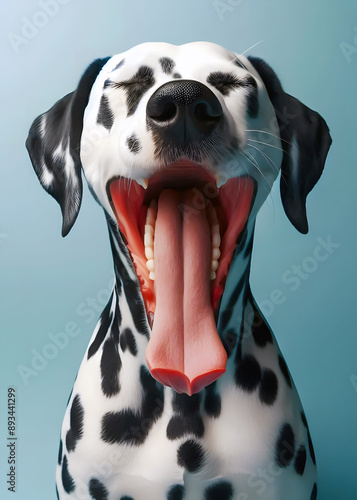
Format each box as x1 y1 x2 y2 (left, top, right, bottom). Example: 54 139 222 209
26 42 331 500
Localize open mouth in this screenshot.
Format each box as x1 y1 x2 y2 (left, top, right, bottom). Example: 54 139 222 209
109 159 255 395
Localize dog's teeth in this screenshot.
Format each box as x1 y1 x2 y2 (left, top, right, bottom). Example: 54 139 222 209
146 205 157 226
212 247 221 260
211 225 221 248
145 224 154 235
146 259 155 272
145 246 154 260
216 174 228 188
211 260 219 272
144 232 154 247
137 178 148 189
210 271 216 280
149 271 155 281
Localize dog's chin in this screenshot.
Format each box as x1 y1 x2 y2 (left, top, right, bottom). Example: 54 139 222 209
108 159 255 395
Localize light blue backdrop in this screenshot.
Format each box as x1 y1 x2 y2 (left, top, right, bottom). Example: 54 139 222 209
1 1 356 499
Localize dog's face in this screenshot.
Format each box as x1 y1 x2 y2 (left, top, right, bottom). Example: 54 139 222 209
27 42 331 394
81 42 280 209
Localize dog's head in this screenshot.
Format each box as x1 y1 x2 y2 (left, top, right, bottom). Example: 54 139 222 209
27 42 331 394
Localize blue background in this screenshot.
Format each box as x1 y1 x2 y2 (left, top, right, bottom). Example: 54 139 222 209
1 1 356 498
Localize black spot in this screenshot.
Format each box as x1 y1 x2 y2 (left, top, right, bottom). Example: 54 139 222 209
219 268 250 331
159 57 175 74
173 73 182 79
62 455 75 493
58 439 63 465
106 221 150 338
88 296 113 359
278 355 292 388
251 304 273 347
235 354 261 392
120 497 134 500
294 445 307 476
275 423 295 468
166 414 204 440
66 395 84 452
113 66 155 116
125 287 150 337
120 327 138 355
177 439 205 472
245 76 259 118
110 305 121 343
259 369 278 405
204 383 221 418
101 366 163 445
308 430 316 465
101 409 143 445
167 483 184 500
172 392 201 414
89 478 109 500
222 328 238 357
112 58 125 72
310 483 317 500
204 480 234 500
244 232 254 258
97 94 114 130
126 134 141 154
56 484 59 499
234 59 247 70
101 336 121 397
207 71 245 96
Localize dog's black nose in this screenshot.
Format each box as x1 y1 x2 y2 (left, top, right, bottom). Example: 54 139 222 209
146 80 223 144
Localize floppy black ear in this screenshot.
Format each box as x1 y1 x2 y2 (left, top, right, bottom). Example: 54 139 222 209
26 57 110 236
247 56 332 234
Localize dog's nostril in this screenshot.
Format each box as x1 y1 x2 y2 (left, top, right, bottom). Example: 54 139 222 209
147 97 177 123
194 101 223 123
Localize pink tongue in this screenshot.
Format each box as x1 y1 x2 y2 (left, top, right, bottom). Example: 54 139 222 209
145 189 227 395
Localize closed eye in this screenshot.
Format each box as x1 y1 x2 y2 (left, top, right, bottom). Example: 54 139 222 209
207 71 256 96
115 66 155 88
106 66 156 116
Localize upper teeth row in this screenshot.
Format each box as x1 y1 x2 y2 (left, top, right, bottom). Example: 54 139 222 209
144 200 221 281
137 174 227 191
144 199 157 281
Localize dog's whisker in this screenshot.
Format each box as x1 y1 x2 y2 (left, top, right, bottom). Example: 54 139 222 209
242 150 273 194
247 138 286 154
247 143 280 173
246 129 292 146
240 38 269 56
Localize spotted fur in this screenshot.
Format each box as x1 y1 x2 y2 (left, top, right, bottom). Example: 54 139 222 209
26 42 332 499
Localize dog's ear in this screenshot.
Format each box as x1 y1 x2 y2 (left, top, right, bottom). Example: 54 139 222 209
26 57 110 236
247 56 332 234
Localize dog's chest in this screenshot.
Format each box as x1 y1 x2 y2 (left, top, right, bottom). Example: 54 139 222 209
65 329 293 479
